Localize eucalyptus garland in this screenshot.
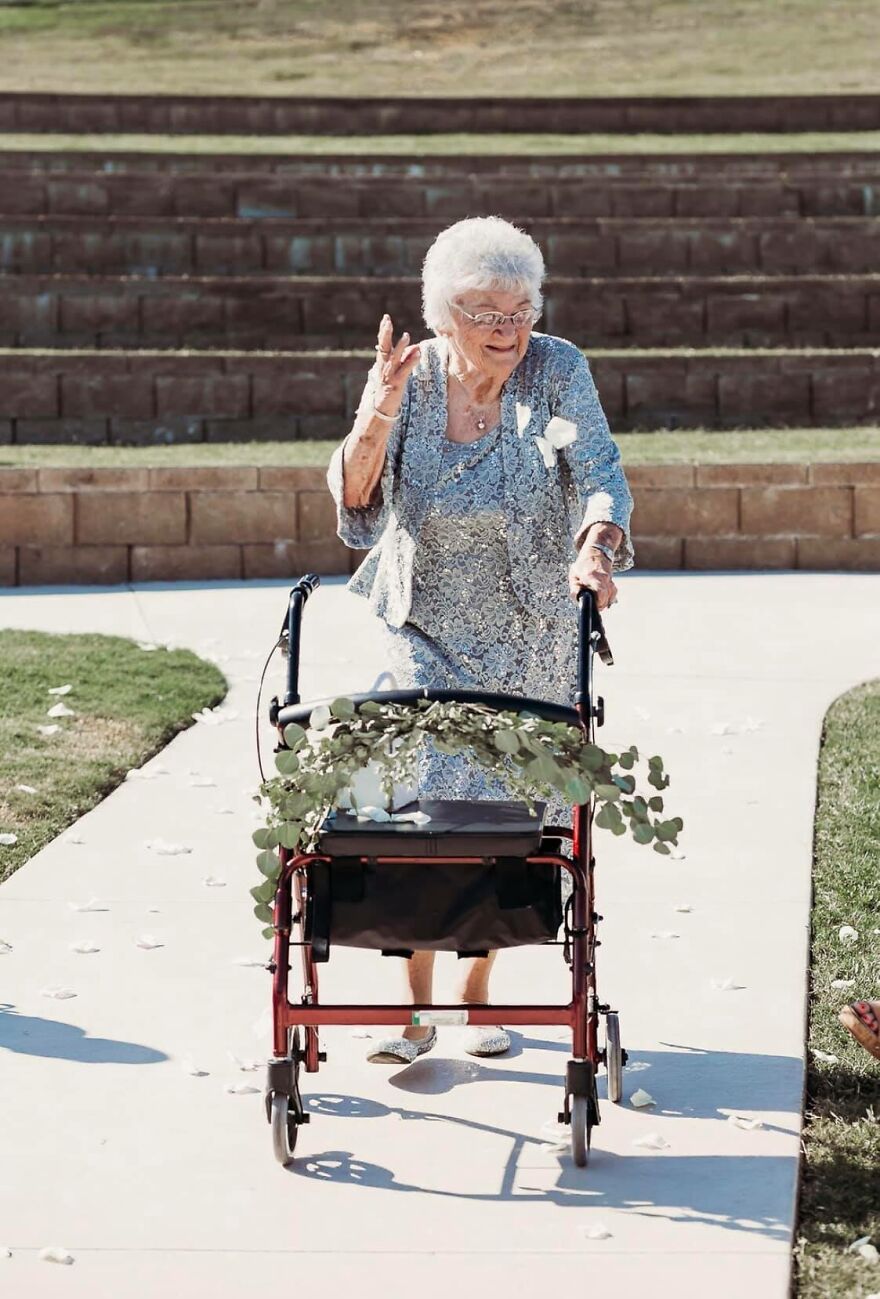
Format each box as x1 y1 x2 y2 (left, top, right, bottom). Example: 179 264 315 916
251 696 682 937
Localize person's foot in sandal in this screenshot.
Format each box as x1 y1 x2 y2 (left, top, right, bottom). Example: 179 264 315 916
839 999 880 1061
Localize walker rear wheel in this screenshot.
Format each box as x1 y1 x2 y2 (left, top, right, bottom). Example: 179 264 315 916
571 1095 591 1167
605 1012 623 1104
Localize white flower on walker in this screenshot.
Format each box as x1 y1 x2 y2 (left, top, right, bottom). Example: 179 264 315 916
516 402 578 468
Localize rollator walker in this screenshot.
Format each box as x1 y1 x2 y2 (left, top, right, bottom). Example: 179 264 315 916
263 575 626 1168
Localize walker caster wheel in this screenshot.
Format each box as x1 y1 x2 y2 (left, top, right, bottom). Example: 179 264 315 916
604 1012 623 1104
270 1092 299 1166
570 1095 592 1167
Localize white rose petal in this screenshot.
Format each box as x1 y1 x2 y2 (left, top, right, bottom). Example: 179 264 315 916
213 807 235 815
137 642 158 651
582 1224 613 1240
0 940 13 955
812 1049 839 1064
666 724 684 733
634 706 651 721
46 702 75 718
234 956 269 968
15 784 37 794
37 724 61 736
187 776 217 788
831 978 856 989
356 805 392 823
147 907 161 914
728 1114 764 1130
711 722 736 735
838 925 859 945
630 1088 655 1108
41 986 77 1000
847 1236 872 1254
135 935 163 950
225 1082 260 1095
390 810 431 825
228 1051 261 1071
181 1060 209 1077
673 904 693 913
349 1029 372 1038
70 941 100 955
668 849 686 860
0 1246 10 1258
203 875 226 888
858 1244 880 1264
650 931 680 940
69 898 108 912
711 977 745 991
143 839 192 856
47 684 72 696
0 833 18 847
632 1133 669 1151
39 1246 74 1265
309 704 332 731
61 831 84 843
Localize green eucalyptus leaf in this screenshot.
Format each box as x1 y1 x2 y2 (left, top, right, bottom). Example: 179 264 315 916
275 750 300 776
256 848 280 876
579 744 605 771
358 700 382 716
261 926 276 941
594 783 620 802
330 697 355 720
617 751 635 770
655 819 679 842
632 822 654 844
648 795 664 812
251 827 272 849
653 841 671 855
494 729 520 754
612 773 636 794
282 722 306 748
253 901 273 924
564 775 592 805
250 879 276 904
276 821 303 850
594 802 620 831
648 755 664 769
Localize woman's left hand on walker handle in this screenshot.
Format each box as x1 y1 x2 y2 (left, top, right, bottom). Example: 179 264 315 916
568 548 617 610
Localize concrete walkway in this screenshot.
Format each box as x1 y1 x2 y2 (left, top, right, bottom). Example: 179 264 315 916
1 571 877 1298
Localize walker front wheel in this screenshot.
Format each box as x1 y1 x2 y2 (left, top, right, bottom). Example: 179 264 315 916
570 1095 591 1167
270 1093 299 1166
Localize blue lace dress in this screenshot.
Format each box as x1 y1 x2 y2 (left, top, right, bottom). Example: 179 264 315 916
379 423 577 821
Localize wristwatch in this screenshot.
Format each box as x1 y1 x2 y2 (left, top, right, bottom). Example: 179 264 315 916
588 541 616 564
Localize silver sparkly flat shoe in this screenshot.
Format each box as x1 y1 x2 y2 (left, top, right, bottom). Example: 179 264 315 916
366 1027 437 1065
462 1026 511 1057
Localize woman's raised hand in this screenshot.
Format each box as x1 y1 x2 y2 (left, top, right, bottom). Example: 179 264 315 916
373 313 421 417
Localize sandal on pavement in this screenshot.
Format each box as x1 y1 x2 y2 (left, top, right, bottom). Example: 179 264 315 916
839 1000 880 1061
462 1026 511 1057
366 1027 437 1065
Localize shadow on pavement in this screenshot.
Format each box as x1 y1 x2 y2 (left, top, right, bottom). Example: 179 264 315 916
0 1003 168 1064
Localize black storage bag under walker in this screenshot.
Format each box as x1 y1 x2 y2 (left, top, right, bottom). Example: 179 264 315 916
306 800 564 957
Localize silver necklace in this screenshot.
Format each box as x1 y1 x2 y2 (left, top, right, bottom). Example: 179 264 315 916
449 369 501 434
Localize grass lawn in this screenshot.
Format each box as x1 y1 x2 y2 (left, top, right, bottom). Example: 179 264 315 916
0 429 878 470
1 132 879 157
0 630 227 883
0 0 877 98
795 681 880 1297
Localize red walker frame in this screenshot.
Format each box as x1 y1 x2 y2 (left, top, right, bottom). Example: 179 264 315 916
263 578 624 1167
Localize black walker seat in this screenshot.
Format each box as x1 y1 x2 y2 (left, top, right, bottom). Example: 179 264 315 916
318 798 545 858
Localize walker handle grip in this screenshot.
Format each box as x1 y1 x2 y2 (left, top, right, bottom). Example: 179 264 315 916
282 573 321 706
575 588 613 717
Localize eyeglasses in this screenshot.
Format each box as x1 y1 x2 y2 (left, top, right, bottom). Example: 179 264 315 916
453 304 541 330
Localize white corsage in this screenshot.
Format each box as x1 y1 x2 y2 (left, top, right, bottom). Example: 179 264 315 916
534 415 578 468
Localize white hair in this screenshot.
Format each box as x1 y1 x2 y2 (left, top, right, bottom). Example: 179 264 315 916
421 216 545 335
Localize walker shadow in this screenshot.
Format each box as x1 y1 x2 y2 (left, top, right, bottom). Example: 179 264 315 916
289 1040 801 1240
0 1003 167 1064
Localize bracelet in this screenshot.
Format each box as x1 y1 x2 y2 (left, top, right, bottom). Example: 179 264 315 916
587 541 616 564
371 404 400 424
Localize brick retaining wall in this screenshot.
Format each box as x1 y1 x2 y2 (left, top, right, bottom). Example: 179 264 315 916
2 216 876 279
2 93 880 135
1 350 878 443
0 462 877 585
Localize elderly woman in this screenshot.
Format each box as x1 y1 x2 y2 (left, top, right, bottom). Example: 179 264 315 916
327 215 634 1066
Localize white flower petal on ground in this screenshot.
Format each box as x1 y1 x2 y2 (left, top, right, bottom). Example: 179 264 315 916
135 935 164 950
37 724 61 736
228 1051 261 1071
838 925 859 944
847 1236 873 1254
213 807 235 815
727 1114 764 1130
137 642 159 651
70 941 100 955
147 907 161 914
39 1246 74 1265
673 904 693 913
187 775 217 788
203 875 226 888
41 986 77 1000
15 784 37 794
650 931 680 940
858 1244 880 1264
225 1082 260 1095
632 1132 669 1150
626 1060 652 1073
711 722 736 735
742 716 765 732
630 1088 655 1108
47 684 72 696
0 940 12 955
634 706 651 720
582 1224 613 1240
539 1120 569 1144
349 1029 372 1038
812 1049 839 1064
69 898 108 912
181 1060 209 1077
668 849 686 860
0 833 18 846
831 978 856 989
125 767 159 781
711 977 746 991
0 1246 10 1258
666 724 684 733
143 839 192 856
234 956 269 968
60 831 84 843
46 702 75 718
